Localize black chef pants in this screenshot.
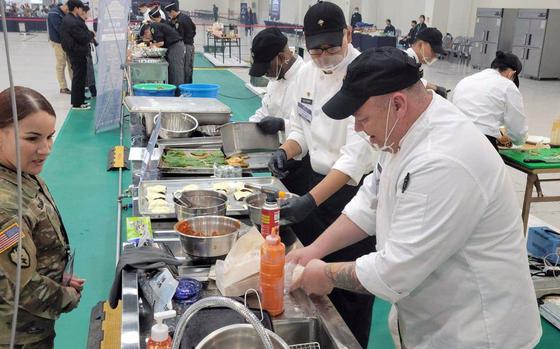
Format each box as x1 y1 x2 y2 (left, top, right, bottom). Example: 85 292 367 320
292 169 376 348
69 55 87 107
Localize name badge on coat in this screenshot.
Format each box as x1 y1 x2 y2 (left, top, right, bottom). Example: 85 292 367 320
297 98 313 123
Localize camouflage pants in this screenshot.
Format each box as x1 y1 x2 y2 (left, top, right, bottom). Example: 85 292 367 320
0 336 54 349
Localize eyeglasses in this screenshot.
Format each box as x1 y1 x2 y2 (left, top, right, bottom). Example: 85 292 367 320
307 46 342 56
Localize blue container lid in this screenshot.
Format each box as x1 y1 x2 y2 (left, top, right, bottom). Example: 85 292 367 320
174 278 202 301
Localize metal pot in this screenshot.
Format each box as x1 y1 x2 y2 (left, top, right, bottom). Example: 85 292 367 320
195 324 289 349
244 192 299 226
155 113 199 139
174 190 227 221
175 216 241 257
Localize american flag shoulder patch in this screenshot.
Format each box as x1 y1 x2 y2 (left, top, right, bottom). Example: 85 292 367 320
0 223 21 254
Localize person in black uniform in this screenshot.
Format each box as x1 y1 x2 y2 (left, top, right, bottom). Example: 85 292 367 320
399 20 417 47
350 7 361 28
383 19 396 35
59 0 94 111
149 7 186 88
164 3 196 84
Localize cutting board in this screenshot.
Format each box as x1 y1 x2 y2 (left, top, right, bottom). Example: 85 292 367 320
500 148 560 169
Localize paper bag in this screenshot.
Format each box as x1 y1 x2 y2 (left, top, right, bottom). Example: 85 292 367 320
216 227 264 296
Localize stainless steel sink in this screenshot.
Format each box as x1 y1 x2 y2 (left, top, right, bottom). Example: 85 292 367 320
273 318 335 349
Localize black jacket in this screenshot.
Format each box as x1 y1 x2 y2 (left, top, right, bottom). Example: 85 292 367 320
60 12 93 57
151 22 183 48
171 13 196 45
351 12 362 27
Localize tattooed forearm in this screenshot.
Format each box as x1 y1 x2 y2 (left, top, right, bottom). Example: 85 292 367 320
325 262 370 295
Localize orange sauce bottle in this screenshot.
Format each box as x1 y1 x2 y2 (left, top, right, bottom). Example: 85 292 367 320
259 232 285 316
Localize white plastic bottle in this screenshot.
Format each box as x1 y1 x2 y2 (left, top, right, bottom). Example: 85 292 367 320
146 310 176 349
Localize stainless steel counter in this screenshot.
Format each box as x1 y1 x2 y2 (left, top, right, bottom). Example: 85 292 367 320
122 111 361 349
120 227 361 349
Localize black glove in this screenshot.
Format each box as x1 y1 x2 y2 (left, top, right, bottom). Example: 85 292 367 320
280 193 317 224
435 85 449 99
268 149 289 179
257 116 285 134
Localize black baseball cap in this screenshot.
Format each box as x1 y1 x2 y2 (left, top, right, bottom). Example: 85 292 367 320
415 28 445 55
149 7 161 18
304 1 346 49
491 51 522 87
323 47 422 120
163 3 178 12
249 28 288 77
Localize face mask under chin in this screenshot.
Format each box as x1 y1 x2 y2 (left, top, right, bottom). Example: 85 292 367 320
314 54 344 72
420 46 437 66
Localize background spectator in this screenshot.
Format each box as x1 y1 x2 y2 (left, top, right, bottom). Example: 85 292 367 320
60 0 94 110
47 1 72 94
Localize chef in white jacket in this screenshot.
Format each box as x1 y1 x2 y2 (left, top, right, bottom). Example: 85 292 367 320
453 50 527 149
404 27 449 98
268 2 377 347
248 28 306 194
248 28 303 135
288 47 541 349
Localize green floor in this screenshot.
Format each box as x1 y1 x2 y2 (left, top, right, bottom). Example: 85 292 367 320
42 54 559 348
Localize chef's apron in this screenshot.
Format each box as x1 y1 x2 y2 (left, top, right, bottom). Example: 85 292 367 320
292 169 376 348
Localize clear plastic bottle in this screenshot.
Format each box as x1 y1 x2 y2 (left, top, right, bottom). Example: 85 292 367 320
260 232 285 316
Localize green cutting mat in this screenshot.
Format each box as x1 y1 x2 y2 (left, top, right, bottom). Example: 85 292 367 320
500 148 560 169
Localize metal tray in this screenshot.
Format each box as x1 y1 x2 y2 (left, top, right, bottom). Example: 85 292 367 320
157 136 222 149
220 122 280 157
138 177 288 219
124 96 232 126
158 148 271 175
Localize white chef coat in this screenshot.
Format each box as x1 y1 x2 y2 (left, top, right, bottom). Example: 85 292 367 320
344 93 541 348
405 48 428 87
452 68 528 145
287 45 377 185
249 55 304 134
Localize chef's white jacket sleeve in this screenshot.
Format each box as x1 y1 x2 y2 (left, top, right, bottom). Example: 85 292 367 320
332 120 377 185
503 85 528 146
287 102 309 160
248 97 269 123
343 171 378 235
355 155 487 303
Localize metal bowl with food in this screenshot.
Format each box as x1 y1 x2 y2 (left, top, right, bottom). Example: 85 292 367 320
244 192 299 226
174 190 227 221
175 216 241 257
156 113 199 139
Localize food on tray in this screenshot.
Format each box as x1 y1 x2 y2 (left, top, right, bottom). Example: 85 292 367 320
212 182 230 193
146 185 166 195
162 150 226 168
174 184 200 195
176 221 223 237
145 185 173 213
233 189 253 201
225 155 249 168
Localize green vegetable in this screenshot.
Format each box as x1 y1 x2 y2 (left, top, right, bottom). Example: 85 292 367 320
163 150 226 168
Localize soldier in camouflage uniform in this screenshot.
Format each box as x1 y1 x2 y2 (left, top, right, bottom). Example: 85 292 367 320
0 86 82 349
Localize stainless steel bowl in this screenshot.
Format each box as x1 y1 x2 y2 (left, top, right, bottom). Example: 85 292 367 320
174 190 227 221
244 192 299 226
195 324 289 349
175 216 241 257
156 113 199 139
